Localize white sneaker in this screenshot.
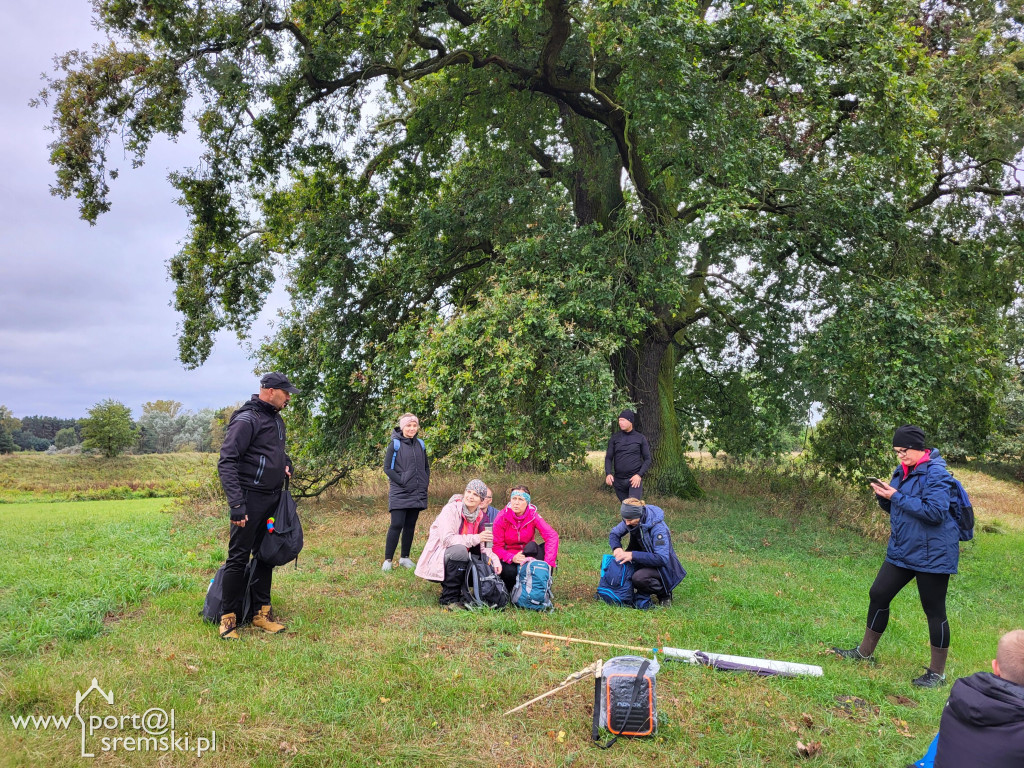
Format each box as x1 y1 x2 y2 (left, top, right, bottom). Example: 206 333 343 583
398 557 416 569
381 560 393 572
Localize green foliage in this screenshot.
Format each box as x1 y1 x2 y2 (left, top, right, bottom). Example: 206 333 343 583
11 431 51 452
0 405 22 434
0 427 15 455
53 427 79 450
19 415 80 441
81 399 137 458
808 281 1003 475
408 284 615 470
38 0 1024 483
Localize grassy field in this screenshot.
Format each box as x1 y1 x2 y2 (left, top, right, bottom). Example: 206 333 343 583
0 453 216 502
1 455 1022 766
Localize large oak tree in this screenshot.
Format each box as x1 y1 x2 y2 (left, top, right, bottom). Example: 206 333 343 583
40 0 1024 492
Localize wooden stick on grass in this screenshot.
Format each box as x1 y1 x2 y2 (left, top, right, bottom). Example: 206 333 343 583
502 659 602 716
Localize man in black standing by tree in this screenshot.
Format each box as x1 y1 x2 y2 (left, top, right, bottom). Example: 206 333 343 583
604 409 652 502
216 372 298 640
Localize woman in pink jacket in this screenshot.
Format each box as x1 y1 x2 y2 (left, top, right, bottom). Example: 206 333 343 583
492 486 559 592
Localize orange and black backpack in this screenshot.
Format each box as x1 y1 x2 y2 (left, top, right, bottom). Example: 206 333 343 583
592 656 659 748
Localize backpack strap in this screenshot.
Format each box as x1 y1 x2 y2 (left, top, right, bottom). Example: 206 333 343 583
390 437 426 470
594 660 651 749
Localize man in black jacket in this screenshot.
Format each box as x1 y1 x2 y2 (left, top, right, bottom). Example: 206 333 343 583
216 372 297 640
933 629 1024 767
604 409 652 501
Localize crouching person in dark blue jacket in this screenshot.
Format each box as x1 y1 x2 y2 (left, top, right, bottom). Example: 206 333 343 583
608 497 686 608
933 629 1024 768
833 425 958 688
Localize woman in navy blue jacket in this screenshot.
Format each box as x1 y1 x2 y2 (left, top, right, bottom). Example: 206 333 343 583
833 425 957 688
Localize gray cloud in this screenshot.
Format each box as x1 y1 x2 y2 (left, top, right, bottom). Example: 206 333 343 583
1 2 288 419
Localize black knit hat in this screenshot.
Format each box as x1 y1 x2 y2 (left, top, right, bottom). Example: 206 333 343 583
892 425 926 451
619 409 636 424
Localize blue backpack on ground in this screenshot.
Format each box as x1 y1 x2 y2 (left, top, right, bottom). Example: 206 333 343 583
596 554 634 607
512 559 554 611
390 437 425 469
948 475 974 542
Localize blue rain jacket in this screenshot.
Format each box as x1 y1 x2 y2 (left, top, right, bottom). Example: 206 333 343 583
877 449 958 574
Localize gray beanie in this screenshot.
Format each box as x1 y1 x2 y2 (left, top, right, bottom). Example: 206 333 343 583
620 500 644 520
465 478 488 498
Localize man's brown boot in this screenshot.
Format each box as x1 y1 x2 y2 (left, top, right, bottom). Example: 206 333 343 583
219 612 240 640
252 605 286 634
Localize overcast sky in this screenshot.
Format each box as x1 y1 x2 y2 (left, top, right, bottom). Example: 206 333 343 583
0 2 287 420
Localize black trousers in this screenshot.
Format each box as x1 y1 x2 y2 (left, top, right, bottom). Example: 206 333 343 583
633 567 669 600
612 476 643 502
222 489 279 617
439 544 481 605
385 507 422 560
497 542 545 592
867 560 951 648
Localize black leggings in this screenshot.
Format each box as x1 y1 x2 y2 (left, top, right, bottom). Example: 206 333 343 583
497 542 545 591
385 508 422 560
866 561 951 648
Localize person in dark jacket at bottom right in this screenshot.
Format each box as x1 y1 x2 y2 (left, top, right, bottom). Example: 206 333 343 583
933 629 1024 768
833 425 958 688
608 497 686 608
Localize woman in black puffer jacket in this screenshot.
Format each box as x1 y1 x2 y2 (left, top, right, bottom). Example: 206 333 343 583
381 413 430 571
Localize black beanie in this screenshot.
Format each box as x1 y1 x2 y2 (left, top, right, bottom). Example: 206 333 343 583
892 425 926 451
619 409 636 423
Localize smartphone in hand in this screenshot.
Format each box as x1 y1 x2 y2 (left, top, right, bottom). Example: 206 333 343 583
866 476 885 486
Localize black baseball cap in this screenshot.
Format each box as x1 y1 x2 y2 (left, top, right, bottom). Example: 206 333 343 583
260 372 300 394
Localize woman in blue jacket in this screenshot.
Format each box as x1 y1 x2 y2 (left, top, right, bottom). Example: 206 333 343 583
833 425 958 688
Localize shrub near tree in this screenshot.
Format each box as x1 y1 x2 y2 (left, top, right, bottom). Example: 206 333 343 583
54 427 79 450
81 399 137 458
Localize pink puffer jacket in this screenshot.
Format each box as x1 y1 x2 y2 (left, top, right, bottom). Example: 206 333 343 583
492 504 559 568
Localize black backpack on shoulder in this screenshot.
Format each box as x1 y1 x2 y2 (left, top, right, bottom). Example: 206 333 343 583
461 554 509 609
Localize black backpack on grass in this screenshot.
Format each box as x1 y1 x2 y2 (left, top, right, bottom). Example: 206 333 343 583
461 554 509 609
201 558 259 625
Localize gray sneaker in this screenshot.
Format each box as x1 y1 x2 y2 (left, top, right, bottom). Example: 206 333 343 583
381 560 393 572
912 669 946 688
398 557 416 569
832 646 875 662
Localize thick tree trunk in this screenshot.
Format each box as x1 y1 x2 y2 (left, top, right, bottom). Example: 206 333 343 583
614 331 702 499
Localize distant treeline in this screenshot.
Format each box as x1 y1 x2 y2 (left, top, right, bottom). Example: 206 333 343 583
0 401 239 455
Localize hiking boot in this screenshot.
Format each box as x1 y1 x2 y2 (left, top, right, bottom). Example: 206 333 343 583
381 560 393 572
832 646 875 662
252 605 286 634
659 597 673 608
398 557 416 569
219 612 240 640
912 669 946 688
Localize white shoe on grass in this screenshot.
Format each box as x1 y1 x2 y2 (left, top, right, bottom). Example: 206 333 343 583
398 557 415 569
381 560 393 572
